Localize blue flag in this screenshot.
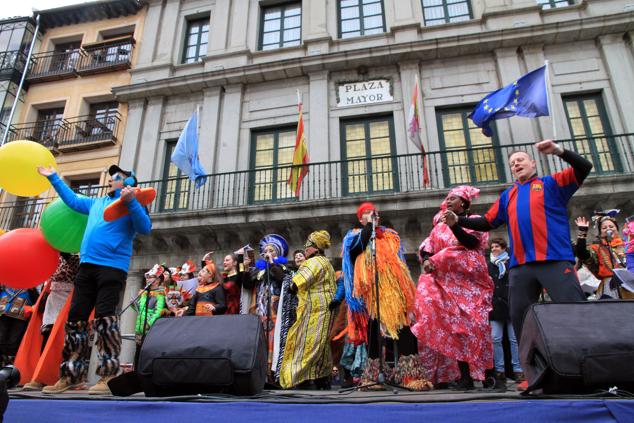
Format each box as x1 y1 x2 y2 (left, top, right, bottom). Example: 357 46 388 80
469 65 549 137
171 110 207 189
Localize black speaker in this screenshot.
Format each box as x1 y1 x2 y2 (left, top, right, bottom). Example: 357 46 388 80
136 314 267 397
520 301 634 394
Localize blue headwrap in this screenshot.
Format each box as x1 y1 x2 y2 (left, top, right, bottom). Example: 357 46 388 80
259 234 289 258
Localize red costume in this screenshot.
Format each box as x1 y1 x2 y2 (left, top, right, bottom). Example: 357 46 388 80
412 186 494 383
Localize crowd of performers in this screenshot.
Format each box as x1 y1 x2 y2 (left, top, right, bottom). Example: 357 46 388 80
3 139 634 395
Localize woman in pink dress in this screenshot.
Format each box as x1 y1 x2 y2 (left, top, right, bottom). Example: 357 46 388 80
412 185 494 390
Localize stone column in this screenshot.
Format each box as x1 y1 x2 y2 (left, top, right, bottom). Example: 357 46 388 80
135 96 164 181
227 0 250 50
119 99 146 170
304 0 329 41
135 0 164 66
207 0 230 54
308 70 329 162
215 85 244 173
598 33 634 133
200 86 223 175
154 0 182 63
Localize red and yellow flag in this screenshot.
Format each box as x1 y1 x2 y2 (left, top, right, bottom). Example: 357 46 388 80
288 94 309 196
407 77 430 188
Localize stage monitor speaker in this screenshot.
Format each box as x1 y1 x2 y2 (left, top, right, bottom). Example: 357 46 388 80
520 301 634 394
136 314 267 397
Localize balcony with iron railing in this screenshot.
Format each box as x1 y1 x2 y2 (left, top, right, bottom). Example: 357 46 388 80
56 111 121 152
7 112 121 152
27 49 81 82
76 36 135 76
26 36 135 83
2 134 633 230
6 120 65 149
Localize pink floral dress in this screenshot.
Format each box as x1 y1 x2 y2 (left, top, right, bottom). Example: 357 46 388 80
411 214 494 383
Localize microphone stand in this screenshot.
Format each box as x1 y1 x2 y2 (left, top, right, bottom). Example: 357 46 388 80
341 212 408 393
120 278 154 361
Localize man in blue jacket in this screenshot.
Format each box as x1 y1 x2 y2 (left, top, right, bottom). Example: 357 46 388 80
37 164 151 394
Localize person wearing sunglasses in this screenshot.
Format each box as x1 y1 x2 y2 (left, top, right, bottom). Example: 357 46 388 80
37 164 152 395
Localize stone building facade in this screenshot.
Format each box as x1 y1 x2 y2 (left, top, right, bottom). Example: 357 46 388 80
110 0 634 362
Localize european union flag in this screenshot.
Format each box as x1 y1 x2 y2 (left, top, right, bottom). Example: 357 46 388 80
469 65 549 137
171 110 207 189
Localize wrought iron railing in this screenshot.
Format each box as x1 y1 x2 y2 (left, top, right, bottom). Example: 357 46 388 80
57 112 121 149
137 133 634 214
6 120 66 148
1 134 633 229
27 49 81 81
76 36 134 75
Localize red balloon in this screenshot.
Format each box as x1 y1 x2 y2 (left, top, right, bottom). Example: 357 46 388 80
0 228 60 289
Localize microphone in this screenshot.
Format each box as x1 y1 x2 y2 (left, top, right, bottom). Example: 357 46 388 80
606 229 614 242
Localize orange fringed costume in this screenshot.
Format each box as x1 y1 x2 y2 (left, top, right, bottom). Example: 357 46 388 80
353 228 416 339
14 287 70 386
342 222 416 345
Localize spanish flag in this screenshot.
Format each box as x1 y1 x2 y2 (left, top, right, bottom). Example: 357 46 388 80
288 91 309 196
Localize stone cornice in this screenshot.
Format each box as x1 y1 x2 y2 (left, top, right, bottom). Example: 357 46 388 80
113 11 634 101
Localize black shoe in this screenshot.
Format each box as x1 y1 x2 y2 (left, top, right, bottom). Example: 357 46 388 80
451 378 475 391
314 376 331 390
493 371 507 391
482 375 496 390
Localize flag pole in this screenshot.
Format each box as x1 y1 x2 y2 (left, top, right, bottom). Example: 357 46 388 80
544 60 557 141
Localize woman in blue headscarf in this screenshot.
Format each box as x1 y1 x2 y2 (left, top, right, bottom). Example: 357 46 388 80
243 234 292 380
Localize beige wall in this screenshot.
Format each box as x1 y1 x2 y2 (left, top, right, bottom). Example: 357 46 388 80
15 8 146 189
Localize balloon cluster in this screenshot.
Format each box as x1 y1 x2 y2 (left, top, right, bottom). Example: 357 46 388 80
0 141 89 289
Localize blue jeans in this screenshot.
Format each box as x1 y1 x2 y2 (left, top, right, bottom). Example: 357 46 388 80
490 320 522 373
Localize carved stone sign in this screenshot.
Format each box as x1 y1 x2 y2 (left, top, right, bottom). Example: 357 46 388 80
337 79 392 107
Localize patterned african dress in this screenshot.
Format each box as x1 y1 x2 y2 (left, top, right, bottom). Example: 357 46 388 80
279 255 337 388
273 272 298 381
411 215 494 383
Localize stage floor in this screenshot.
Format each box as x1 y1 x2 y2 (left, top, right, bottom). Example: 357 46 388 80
6 382 634 422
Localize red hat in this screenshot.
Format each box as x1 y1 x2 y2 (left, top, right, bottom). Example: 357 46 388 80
356 202 377 220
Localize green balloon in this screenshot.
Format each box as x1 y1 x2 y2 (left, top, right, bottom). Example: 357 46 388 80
40 198 88 253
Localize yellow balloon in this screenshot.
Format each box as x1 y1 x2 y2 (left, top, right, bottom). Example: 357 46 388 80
0 140 57 197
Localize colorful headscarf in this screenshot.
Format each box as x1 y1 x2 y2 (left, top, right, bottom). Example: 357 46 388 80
305 230 332 251
445 185 480 205
259 234 289 258
433 185 481 224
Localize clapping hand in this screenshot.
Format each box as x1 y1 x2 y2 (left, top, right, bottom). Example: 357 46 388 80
441 210 458 227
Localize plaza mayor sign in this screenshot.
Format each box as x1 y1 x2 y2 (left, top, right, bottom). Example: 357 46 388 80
337 79 393 107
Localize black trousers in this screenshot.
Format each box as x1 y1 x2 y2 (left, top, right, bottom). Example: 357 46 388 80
68 263 127 322
509 261 586 341
367 319 418 361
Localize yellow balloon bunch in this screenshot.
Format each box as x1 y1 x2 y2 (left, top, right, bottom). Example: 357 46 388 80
0 140 57 197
